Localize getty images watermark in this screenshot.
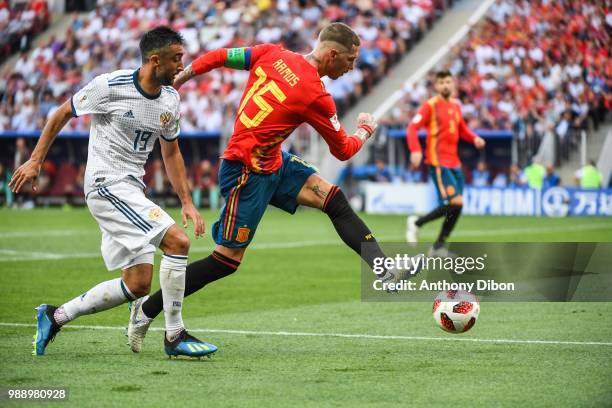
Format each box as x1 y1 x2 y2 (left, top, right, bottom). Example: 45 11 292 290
371 253 515 293
362 243 612 302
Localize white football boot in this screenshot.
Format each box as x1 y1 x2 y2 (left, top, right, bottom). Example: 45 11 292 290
127 295 153 353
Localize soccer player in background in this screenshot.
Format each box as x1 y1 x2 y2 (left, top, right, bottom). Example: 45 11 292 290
9 27 214 358
405 70 486 256
128 22 419 353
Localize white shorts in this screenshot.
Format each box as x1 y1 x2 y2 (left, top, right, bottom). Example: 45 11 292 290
86 181 175 271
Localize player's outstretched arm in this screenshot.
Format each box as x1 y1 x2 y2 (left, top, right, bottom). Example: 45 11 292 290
172 48 228 90
9 100 73 193
160 138 204 238
174 45 277 90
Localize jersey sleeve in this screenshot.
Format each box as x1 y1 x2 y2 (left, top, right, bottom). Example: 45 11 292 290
71 74 109 117
191 43 279 75
162 92 181 141
406 103 431 153
306 92 363 161
458 106 478 143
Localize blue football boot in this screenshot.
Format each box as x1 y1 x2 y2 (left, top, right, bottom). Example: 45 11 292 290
33 304 61 356
164 330 217 358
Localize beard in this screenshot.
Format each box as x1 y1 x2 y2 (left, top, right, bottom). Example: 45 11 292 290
440 89 451 98
157 69 175 86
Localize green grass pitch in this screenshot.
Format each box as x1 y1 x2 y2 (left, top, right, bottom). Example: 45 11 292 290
0 208 611 407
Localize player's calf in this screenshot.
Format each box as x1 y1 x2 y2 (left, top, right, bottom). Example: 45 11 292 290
158 225 191 341
121 265 153 298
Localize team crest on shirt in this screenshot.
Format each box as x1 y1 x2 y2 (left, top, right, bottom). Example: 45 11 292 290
329 114 341 131
412 113 422 124
236 226 250 243
148 207 162 221
159 112 173 130
77 93 88 108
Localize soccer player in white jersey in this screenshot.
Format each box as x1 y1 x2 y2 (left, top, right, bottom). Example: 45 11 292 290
9 27 216 358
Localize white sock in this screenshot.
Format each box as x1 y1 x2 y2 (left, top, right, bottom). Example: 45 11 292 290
56 278 135 325
159 254 187 341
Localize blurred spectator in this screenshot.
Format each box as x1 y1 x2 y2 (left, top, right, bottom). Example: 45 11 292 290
0 0 50 61
554 109 575 162
336 162 359 198
523 160 545 189
402 165 423 183
471 161 490 187
191 159 218 209
543 163 560 189
574 159 602 189
370 159 392 183
0 162 13 207
492 170 508 187
13 137 29 170
146 159 171 199
49 161 78 199
508 163 523 187
74 163 86 196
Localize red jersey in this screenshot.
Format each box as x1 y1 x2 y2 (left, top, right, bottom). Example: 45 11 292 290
191 44 363 173
406 95 477 168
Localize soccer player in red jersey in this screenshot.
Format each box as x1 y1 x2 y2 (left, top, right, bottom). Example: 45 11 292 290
127 23 419 353
406 70 485 256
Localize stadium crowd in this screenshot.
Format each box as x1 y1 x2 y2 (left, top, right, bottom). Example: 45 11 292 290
384 0 611 164
1 0 447 134
1 0 452 205
0 0 50 62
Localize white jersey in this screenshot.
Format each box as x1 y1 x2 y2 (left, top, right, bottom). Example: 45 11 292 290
71 69 180 195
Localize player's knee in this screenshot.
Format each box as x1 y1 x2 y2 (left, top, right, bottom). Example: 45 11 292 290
173 232 190 254
163 228 190 255
214 245 245 263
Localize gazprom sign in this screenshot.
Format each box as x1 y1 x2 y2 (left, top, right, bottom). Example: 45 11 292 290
464 186 612 217
364 182 612 217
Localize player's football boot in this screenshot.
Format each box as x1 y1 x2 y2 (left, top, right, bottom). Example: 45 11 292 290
164 330 217 358
379 253 425 293
33 304 61 356
127 295 153 353
406 215 419 245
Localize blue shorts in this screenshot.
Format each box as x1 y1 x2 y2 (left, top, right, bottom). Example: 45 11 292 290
212 151 317 248
429 166 464 205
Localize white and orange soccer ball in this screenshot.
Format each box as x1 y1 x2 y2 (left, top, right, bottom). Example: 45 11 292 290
432 290 480 333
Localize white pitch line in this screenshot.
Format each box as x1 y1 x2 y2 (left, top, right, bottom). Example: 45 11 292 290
1 322 610 347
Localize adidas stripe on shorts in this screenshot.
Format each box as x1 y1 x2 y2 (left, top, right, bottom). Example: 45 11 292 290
86 180 175 270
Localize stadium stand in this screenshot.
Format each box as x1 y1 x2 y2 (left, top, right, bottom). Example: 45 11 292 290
0 0 50 61
382 0 610 173
1 0 452 207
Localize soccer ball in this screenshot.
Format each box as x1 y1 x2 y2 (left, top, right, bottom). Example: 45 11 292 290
432 290 480 334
